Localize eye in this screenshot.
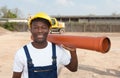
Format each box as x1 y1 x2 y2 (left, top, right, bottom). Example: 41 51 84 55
42 25 48 29
33 26 38 29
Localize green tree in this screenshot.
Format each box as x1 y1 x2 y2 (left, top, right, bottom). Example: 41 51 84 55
7 10 17 18
0 6 22 31
0 6 22 18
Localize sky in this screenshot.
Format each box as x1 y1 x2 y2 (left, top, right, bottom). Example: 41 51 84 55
1 0 120 18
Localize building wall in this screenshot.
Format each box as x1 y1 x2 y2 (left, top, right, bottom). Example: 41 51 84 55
65 22 120 32
0 17 120 32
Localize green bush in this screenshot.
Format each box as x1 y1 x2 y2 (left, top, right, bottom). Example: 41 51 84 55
3 22 16 31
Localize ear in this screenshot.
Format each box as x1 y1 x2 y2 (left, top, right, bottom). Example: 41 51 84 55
31 35 33 40
29 28 32 33
48 28 51 33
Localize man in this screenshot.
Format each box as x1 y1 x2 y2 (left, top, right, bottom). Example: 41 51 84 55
12 12 78 78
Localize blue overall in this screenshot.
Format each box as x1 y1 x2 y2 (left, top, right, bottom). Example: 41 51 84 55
23 43 57 78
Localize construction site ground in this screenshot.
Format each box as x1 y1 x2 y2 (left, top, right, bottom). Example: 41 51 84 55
0 27 120 78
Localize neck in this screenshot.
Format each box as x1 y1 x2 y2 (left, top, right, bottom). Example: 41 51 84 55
32 41 48 49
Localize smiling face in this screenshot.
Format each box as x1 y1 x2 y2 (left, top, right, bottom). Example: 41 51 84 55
30 18 50 44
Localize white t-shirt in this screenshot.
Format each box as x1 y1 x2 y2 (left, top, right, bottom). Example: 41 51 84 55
13 41 71 78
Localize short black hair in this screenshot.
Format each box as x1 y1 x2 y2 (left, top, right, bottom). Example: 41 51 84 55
30 18 51 28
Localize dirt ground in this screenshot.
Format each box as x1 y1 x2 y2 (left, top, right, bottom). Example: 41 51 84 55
0 28 120 78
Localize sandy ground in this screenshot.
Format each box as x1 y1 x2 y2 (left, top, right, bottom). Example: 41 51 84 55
0 29 120 78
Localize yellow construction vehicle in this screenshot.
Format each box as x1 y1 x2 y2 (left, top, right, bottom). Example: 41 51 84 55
50 18 65 34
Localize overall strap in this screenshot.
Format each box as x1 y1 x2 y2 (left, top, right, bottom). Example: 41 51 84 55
23 45 33 67
52 43 57 66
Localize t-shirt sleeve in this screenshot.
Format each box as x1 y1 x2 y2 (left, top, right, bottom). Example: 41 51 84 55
13 48 25 72
58 46 71 66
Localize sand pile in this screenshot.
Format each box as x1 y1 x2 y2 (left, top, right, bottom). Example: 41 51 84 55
0 27 11 35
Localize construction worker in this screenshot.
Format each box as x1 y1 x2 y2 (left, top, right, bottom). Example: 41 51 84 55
12 12 78 78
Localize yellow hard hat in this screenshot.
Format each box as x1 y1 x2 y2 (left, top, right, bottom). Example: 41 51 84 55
28 12 52 28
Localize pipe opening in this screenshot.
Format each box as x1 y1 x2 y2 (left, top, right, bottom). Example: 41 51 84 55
102 37 111 53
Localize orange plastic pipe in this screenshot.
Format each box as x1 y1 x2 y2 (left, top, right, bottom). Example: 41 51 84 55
47 34 111 53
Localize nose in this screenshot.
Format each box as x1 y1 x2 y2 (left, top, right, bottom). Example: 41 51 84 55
37 27 43 32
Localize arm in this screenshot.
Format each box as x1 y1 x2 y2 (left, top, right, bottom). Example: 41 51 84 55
62 45 78 72
12 48 24 78
12 72 22 78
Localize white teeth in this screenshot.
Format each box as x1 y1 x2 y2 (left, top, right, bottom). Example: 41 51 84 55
38 35 43 38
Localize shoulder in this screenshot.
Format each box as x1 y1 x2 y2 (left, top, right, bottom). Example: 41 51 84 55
47 41 70 56
48 42 65 51
15 43 31 58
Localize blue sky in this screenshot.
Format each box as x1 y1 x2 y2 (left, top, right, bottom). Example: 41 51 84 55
1 0 120 18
